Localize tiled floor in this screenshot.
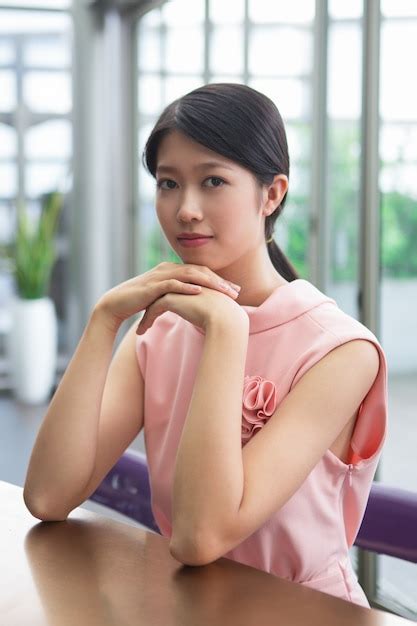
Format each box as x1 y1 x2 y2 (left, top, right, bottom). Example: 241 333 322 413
1 371 416 613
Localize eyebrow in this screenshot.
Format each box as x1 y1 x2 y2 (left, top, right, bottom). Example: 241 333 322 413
156 161 235 174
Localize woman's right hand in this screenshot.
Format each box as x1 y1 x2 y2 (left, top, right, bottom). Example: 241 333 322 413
94 262 242 333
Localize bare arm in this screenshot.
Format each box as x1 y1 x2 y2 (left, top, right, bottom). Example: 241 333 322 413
23 307 143 521
170 317 249 562
23 262 242 522
170 329 380 566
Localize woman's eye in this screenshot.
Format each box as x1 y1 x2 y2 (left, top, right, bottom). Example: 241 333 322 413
156 179 176 190
205 176 225 188
155 176 225 190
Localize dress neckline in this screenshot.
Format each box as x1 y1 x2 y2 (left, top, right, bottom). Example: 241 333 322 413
192 278 337 335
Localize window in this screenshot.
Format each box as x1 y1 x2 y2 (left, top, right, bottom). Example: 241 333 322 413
377 0 417 613
0 4 72 382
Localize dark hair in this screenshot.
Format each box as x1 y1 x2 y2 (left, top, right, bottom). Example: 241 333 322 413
141 82 299 282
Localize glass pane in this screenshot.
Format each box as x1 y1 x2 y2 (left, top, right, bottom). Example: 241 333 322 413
210 26 243 74
0 163 17 197
328 0 363 19
381 163 417 199
161 0 205 26
25 119 71 159
138 121 156 166
0 40 15 65
209 75 244 84
140 8 161 28
379 556 417 616
163 76 204 106
17 198 42 236
0 123 17 158
277 191 310 279
165 27 204 74
380 15 417 614
210 0 244 24
380 124 417 161
0 202 14 244
289 164 310 196
380 159 417 276
381 22 417 121
328 23 362 119
24 36 70 67
0 70 16 112
248 0 315 24
0 264 14 331
249 27 312 76
382 0 417 17
249 78 310 120
327 121 361 308
0 0 70 7
138 76 162 115
138 163 157 201
25 162 68 197
0 10 70 34
138 28 161 72
24 71 71 113
286 122 311 162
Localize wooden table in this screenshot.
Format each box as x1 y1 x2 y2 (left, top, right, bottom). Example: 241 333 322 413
1 480 414 626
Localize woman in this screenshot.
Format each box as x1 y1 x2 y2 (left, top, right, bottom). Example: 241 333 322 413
24 83 387 608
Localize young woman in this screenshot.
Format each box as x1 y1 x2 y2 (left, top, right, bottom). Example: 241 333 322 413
24 83 388 609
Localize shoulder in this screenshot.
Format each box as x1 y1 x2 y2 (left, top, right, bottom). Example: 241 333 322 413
318 339 380 391
290 303 383 393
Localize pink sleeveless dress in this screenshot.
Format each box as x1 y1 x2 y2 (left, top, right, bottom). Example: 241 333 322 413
135 278 388 608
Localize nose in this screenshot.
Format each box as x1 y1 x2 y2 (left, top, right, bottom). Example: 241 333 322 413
176 190 204 223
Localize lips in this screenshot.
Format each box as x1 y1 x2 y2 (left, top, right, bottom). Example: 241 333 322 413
177 235 213 240
177 236 213 248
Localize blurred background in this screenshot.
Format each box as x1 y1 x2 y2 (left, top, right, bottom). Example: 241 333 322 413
0 0 416 618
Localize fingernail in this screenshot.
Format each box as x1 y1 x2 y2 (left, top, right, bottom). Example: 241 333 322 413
222 282 238 293
230 283 241 291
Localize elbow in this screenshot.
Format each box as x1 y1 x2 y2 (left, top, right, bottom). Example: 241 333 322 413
169 530 219 567
23 488 69 522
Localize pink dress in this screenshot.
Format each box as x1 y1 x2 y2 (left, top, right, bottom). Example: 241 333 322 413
135 278 388 608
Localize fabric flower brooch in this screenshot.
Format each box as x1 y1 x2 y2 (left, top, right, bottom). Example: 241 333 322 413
241 375 278 447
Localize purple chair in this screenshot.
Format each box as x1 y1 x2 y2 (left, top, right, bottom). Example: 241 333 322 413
90 450 417 563
89 449 161 534
354 482 417 563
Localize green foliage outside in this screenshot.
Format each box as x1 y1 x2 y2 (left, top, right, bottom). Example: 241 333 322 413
381 191 417 278
141 122 417 280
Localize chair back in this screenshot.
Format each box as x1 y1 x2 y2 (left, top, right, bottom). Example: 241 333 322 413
355 482 417 563
90 449 161 534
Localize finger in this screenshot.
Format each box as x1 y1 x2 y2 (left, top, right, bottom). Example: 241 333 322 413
136 307 152 334
136 295 169 334
179 267 241 298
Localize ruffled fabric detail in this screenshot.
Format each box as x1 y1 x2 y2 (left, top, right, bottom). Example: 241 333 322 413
242 375 278 446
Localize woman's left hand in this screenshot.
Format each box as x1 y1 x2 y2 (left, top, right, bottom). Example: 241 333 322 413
136 285 249 334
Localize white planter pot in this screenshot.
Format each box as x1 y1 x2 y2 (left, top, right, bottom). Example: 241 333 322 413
7 296 58 405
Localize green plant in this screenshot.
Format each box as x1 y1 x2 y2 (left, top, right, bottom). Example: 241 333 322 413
6 191 64 299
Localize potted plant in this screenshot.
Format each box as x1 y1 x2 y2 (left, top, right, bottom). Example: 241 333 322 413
4 191 64 404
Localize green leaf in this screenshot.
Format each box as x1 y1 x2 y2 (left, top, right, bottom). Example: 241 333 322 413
11 192 64 298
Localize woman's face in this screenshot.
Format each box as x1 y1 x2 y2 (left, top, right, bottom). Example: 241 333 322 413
154 129 287 273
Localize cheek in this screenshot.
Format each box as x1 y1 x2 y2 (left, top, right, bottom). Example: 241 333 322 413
155 203 171 230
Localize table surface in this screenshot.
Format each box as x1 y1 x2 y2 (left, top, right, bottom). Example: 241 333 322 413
1 480 414 626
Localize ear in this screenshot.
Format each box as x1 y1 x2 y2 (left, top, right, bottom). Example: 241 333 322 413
263 174 289 216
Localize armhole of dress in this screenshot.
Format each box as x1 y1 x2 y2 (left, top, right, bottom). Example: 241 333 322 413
135 334 146 381
348 338 388 465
